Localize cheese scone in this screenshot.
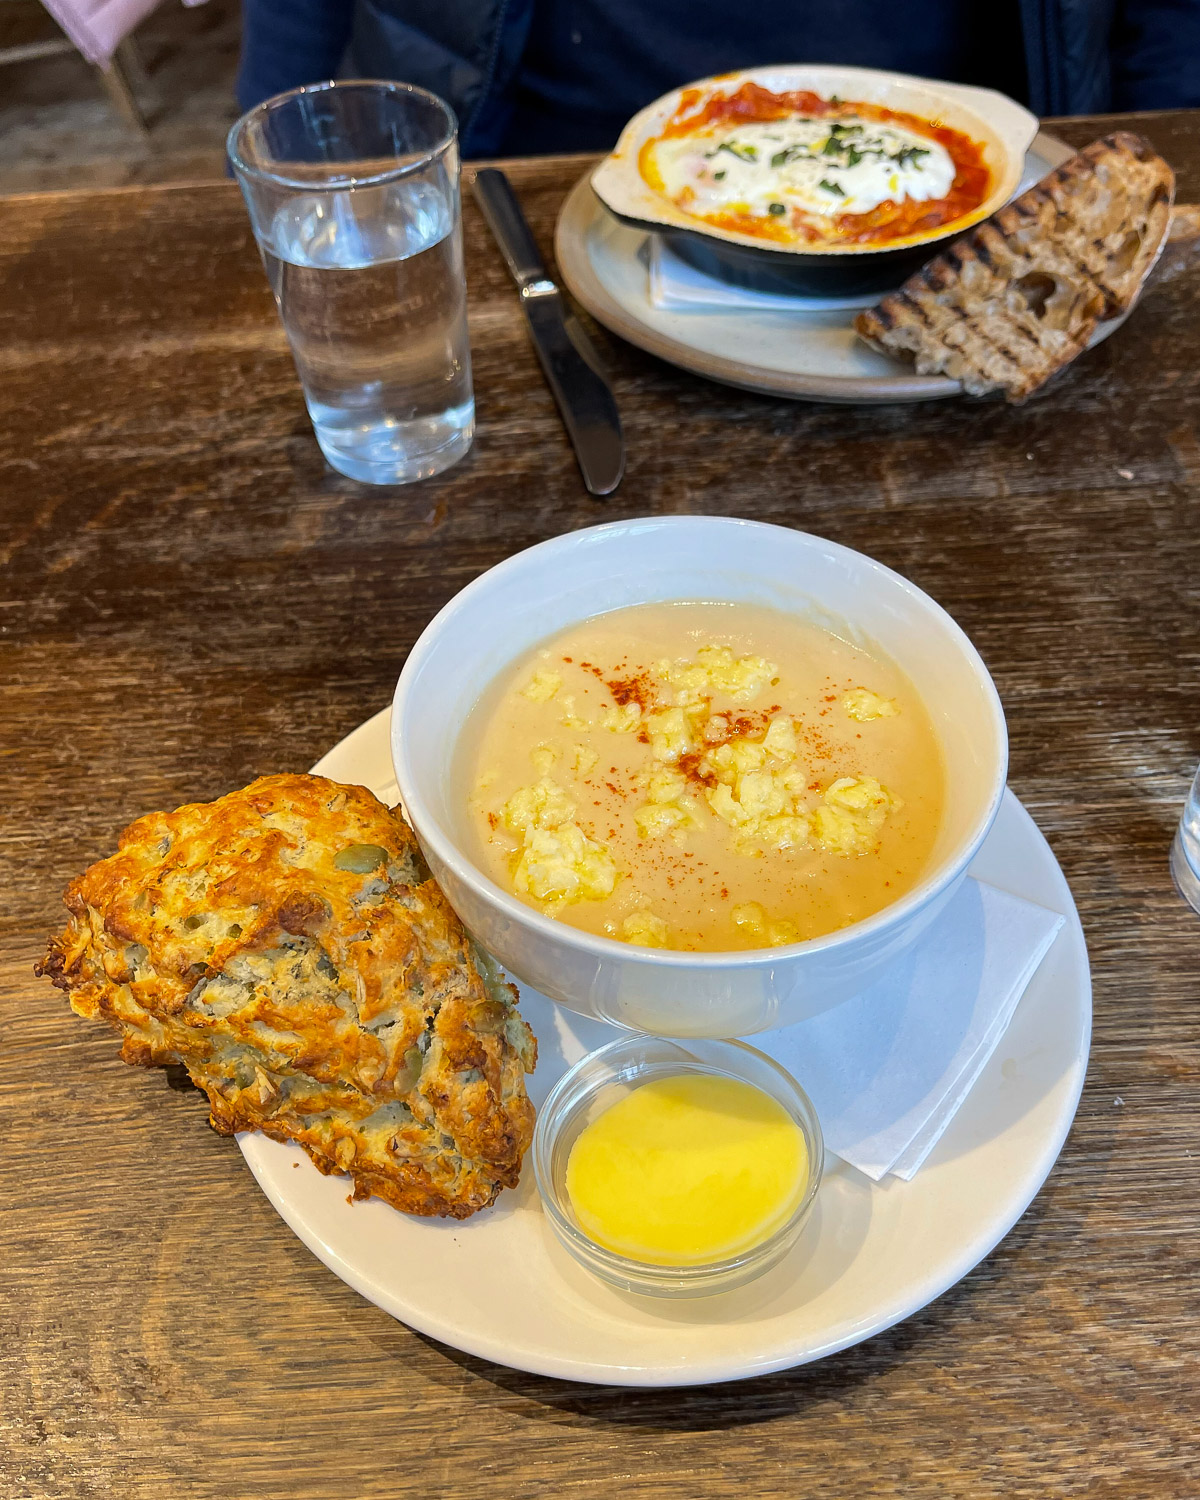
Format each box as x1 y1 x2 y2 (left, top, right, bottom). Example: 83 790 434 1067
38 774 537 1219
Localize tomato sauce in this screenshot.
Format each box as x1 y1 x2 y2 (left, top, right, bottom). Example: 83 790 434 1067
639 82 991 247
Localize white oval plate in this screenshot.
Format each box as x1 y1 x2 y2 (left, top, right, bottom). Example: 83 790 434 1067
556 131 1127 403
237 707 1090 1387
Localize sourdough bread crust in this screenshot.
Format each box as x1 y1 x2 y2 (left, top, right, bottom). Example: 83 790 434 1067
855 133 1176 401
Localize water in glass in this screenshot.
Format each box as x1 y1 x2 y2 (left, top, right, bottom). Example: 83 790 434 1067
260 180 473 484
1171 763 1200 914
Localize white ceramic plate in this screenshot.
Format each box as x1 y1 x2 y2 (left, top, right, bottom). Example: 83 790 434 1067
236 707 1090 1387
556 131 1127 403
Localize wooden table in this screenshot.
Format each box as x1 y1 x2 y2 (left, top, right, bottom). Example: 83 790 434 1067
2 111 1199 1498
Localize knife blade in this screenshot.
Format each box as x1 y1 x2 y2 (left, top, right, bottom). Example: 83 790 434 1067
472 168 624 497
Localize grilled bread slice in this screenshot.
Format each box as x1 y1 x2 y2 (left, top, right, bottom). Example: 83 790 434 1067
855 132 1175 401
38 774 537 1219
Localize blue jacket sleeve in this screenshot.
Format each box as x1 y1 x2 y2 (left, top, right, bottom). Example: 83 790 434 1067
347 0 534 155
1111 0 1200 108
236 0 356 113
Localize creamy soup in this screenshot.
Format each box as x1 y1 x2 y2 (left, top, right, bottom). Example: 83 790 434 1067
458 602 945 951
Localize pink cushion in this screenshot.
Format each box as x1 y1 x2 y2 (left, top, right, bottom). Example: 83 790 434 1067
41 0 206 65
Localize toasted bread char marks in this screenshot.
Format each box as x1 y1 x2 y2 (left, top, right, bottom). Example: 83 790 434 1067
1167 202 1200 243
855 133 1175 401
38 774 537 1219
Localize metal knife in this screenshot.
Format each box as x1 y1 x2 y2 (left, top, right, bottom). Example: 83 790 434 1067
472 168 624 497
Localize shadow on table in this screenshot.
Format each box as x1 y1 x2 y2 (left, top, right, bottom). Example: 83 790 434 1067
355 1166 1092 1431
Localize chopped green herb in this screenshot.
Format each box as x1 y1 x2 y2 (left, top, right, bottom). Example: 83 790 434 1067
713 169 726 180
717 140 758 162
893 145 931 169
819 178 845 196
768 202 786 215
846 146 864 168
771 144 816 168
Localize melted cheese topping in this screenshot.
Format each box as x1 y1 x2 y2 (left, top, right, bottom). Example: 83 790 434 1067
650 115 955 221
500 778 618 905
841 687 900 721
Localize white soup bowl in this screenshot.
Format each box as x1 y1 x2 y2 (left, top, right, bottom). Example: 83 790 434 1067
391 516 1007 1037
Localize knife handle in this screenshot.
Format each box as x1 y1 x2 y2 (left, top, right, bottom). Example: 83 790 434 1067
472 169 546 288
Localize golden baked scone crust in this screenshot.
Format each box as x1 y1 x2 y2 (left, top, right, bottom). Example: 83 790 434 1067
38 774 537 1219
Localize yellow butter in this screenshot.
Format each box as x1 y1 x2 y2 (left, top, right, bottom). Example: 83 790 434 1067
565 1074 808 1265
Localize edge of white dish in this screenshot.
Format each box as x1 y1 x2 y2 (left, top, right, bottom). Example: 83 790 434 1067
554 134 1138 404
390 516 1007 1035
235 716 1090 1387
591 65 1038 258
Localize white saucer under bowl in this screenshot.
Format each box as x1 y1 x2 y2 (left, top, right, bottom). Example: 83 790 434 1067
554 130 1126 403
235 707 1090 1387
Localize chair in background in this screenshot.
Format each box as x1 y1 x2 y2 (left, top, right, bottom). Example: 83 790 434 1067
0 0 208 132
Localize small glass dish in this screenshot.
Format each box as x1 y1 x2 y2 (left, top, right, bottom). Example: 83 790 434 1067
532 1035 824 1298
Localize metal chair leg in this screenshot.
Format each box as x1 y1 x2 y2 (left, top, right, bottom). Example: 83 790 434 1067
98 38 151 135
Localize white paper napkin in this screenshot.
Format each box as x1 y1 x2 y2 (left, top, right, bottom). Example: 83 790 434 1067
751 878 1064 1182
647 235 881 313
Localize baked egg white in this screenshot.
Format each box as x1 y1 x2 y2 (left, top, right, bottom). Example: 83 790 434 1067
650 115 956 221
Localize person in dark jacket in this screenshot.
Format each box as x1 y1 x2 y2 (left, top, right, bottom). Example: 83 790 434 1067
236 0 1200 157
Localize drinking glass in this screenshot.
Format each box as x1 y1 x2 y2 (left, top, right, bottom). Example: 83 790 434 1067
1171 763 1200 914
228 81 474 485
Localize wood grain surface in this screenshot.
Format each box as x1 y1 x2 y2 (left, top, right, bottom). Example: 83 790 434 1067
2 111 1199 1499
